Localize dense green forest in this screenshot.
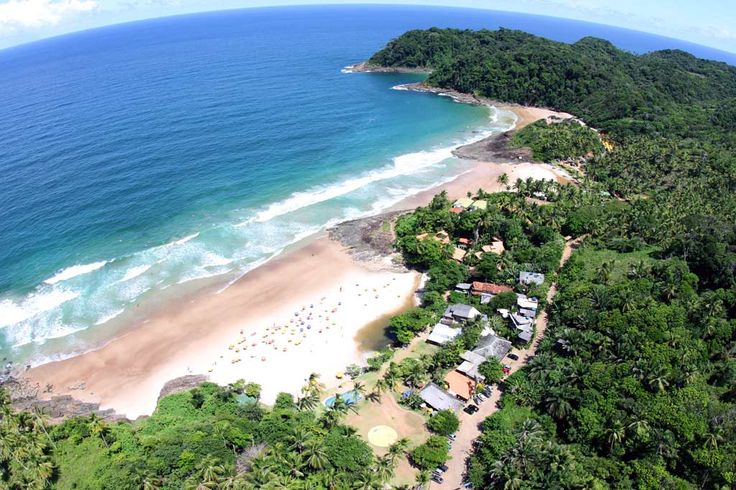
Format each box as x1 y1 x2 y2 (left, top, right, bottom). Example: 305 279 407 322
369 28 736 141
1 378 408 489
370 27 736 489
512 119 605 161
2 29 735 489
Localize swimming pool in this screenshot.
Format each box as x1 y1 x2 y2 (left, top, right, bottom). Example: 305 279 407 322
324 390 361 407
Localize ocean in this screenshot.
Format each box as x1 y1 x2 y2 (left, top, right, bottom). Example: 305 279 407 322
1 5 733 366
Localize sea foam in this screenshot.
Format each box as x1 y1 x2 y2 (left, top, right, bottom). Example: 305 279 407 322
43 260 108 285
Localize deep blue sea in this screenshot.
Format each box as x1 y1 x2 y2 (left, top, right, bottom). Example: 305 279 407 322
1 5 733 365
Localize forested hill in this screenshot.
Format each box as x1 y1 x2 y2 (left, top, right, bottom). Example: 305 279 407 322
370 28 736 291
368 28 736 141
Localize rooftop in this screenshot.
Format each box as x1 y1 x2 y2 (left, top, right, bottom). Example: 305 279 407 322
427 323 462 345
444 304 480 320
444 370 476 400
471 281 513 295
453 197 474 209
419 382 465 412
473 333 512 361
519 271 545 285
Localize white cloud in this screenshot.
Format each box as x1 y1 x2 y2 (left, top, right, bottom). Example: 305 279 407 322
0 0 97 31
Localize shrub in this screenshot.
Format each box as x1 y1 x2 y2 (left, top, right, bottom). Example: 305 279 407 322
426 410 460 436
410 435 450 470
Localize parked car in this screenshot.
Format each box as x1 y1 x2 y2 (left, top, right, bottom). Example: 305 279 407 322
438 463 449 472
507 353 519 361
483 386 493 396
448 433 457 441
431 474 444 484
464 404 479 414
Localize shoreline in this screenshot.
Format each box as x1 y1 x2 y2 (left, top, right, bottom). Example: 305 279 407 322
14 86 573 420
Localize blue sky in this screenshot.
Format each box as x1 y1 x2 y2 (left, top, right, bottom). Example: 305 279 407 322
0 0 735 52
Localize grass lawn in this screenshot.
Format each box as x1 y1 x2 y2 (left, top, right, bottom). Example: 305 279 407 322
346 391 429 487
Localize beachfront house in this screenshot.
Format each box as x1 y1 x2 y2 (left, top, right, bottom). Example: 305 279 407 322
455 283 472 294
471 281 513 296
444 370 476 401
519 271 545 286
419 382 465 412
442 304 481 325
427 323 462 346
470 199 487 211
479 293 493 305
453 197 474 209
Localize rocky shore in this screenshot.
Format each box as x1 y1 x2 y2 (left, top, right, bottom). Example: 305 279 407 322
327 211 408 273
343 61 431 74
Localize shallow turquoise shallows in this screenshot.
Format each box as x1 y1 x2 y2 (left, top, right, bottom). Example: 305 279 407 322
1 5 733 365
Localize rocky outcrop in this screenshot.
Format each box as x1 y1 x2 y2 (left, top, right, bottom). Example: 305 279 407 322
328 211 408 273
157 375 209 402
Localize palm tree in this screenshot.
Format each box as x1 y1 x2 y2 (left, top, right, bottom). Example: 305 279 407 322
87 413 109 449
595 260 613 284
646 369 670 393
497 172 510 190
288 427 313 452
544 387 574 421
374 455 396 483
403 362 427 389
387 437 410 462
142 476 162 490
304 439 329 470
415 469 430 488
605 422 626 453
296 392 319 412
318 467 341 490
30 408 55 450
200 458 226 486
307 372 326 396
352 381 366 398
367 379 387 403
352 471 382 490
279 451 305 479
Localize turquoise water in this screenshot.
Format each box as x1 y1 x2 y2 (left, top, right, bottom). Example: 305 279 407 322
325 391 361 407
1 6 732 366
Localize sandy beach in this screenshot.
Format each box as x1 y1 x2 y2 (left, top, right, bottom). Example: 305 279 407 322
22 103 571 419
